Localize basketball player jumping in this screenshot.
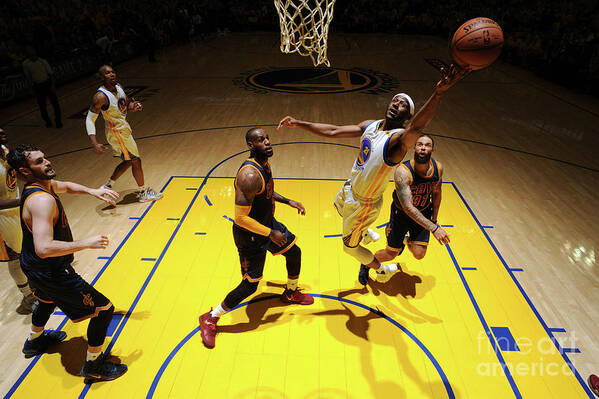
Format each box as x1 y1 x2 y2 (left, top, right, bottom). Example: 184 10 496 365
8 144 127 381
278 64 467 284
86 65 162 203
365 134 449 284
199 127 313 349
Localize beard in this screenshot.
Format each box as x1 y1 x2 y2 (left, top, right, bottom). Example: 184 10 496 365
251 148 273 159
414 152 431 164
31 168 56 180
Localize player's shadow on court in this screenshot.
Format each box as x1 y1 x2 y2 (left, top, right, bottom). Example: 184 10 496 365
217 292 292 334
44 336 125 380
96 189 141 214
367 266 423 298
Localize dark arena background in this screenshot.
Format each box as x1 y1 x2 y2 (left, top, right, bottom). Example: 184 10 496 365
1 1 598 398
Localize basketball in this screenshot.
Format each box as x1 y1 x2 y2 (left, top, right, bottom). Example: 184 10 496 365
451 17 504 70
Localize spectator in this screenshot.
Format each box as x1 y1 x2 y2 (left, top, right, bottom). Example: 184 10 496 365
21 46 62 128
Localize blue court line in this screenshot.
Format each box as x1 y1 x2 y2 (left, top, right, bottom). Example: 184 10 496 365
141 258 157 262
461 267 477 271
445 244 521 397
80 144 293 398
376 222 388 228
450 182 594 398
9 143 438 397
323 234 342 238
482 225 494 229
509 268 524 272
53 311 66 316
78 178 213 398
146 294 455 399
195 232 207 235
223 215 234 223
6 177 174 399
562 348 581 354
204 194 212 206
166 218 180 221
97 256 110 260
441 224 454 228
550 328 567 333
13 142 359 397
186 187 198 190
106 314 124 337
491 326 520 352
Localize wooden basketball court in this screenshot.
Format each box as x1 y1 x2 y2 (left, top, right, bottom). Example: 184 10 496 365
1 30 598 398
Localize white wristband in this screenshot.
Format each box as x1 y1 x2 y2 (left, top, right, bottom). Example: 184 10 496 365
86 110 98 136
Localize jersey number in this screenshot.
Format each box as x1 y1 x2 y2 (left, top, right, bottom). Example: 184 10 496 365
412 195 429 208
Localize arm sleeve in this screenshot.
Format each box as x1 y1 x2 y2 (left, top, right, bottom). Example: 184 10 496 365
86 110 99 136
234 205 271 237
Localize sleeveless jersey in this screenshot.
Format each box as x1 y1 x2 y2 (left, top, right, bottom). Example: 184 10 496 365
234 159 275 230
0 145 18 201
20 183 74 271
393 158 440 211
97 84 132 135
349 120 403 202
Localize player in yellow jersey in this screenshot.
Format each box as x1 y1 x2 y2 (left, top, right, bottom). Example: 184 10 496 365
278 64 467 284
0 128 37 314
86 65 162 203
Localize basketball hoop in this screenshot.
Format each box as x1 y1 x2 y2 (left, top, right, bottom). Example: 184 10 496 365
273 0 337 67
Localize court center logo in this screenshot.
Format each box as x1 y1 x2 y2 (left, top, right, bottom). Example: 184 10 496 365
235 67 399 95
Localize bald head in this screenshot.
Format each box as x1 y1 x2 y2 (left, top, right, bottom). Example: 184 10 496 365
245 127 263 144
98 65 117 86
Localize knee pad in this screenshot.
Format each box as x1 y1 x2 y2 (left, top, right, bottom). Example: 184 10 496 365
343 244 375 265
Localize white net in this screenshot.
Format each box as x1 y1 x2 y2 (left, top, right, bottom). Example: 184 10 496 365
273 0 337 67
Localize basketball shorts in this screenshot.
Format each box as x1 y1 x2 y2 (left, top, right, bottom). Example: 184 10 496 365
333 181 383 248
23 263 112 322
0 210 22 260
105 126 140 161
386 203 433 251
232 218 297 282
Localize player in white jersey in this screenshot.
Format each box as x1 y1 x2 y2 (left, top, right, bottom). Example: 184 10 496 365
278 64 468 285
85 65 162 203
0 128 36 314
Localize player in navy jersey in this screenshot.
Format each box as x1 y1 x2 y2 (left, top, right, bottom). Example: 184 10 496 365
199 127 313 349
359 134 450 284
7 144 128 381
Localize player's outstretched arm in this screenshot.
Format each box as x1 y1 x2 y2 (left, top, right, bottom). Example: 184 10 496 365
399 65 470 150
274 192 305 215
394 166 449 245
277 116 370 138
234 168 287 246
87 92 108 154
28 194 109 258
0 198 20 210
431 161 444 223
52 180 119 205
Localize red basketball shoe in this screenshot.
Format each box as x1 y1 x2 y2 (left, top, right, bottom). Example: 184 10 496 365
199 310 219 349
589 374 599 397
281 288 314 305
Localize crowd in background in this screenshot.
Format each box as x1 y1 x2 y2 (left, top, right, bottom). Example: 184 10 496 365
0 0 597 103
